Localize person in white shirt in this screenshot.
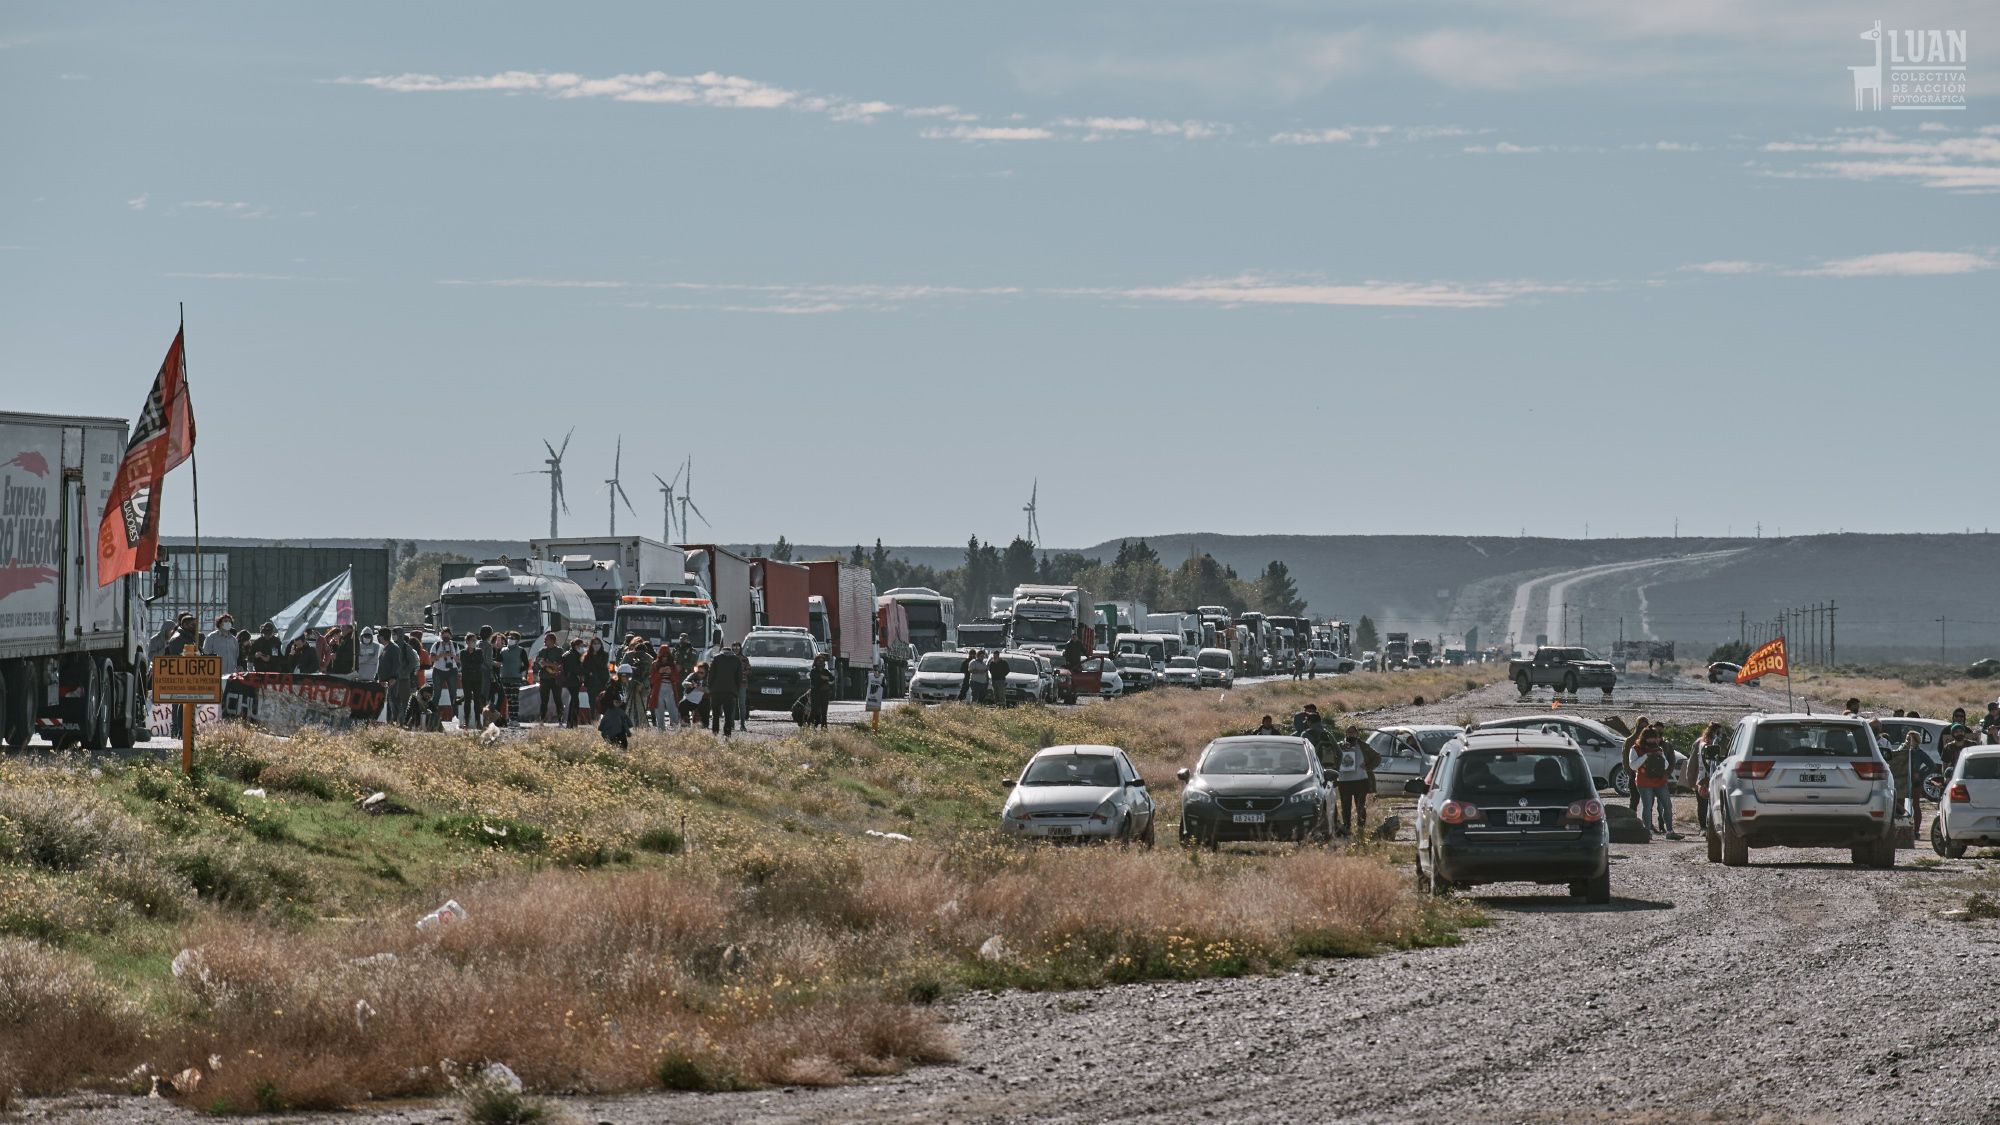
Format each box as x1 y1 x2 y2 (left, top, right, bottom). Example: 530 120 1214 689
201 614 240 674
429 629 463 719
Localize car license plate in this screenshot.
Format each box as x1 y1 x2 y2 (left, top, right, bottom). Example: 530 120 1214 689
1046 825 1072 836
1799 772 1827 784
1231 812 1266 824
1506 809 1540 825
760 686 784 694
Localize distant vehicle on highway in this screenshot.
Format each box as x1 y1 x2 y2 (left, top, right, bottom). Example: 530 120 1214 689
1361 650 1380 672
1178 736 1331 846
1703 714 1896 869
1001 744 1155 845
1930 747 2000 858
1476 715 1631 794
1114 652 1157 691
1408 729 1610 902
1163 655 1201 688
1195 648 1235 688
1366 725 1464 794
906 651 967 703
1708 661 1743 683
996 649 1051 704
1967 657 2000 678
1510 646 1617 698
1308 648 1358 674
1065 654 1123 700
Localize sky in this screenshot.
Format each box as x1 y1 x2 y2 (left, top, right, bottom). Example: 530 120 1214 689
4 1 1996 548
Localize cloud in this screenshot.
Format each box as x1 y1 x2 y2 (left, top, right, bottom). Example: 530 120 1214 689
1011 34 1362 101
1049 116 1229 141
1758 130 2000 193
1789 252 1994 279
920 124 1054 142
339 68 911 125
177 200 271 218
1681 260 1767 275
1077 274 1580 310
1271 127 1356 146
126 193 149 211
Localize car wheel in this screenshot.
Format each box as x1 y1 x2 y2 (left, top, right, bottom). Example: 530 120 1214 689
1563 672 1579 695
1140 816 1156 850
1933 819 1966 860
1514 674 1531 697
1583 868 1612 905
1870 835 1897 869
1705 829 1723 864
1610 766 1632 798
1424 847 1452 896
1721 824 1750 867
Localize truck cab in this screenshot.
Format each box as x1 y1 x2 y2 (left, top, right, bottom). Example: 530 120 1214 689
611 593 717 664
436 562 597 667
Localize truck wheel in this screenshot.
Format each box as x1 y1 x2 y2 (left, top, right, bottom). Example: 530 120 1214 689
1563 672 1579 694
81 659 110 752
2 663 34 750
108 667 143 750
1515 674 1531 697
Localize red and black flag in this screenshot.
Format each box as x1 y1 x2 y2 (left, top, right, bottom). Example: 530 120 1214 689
97 328 196 586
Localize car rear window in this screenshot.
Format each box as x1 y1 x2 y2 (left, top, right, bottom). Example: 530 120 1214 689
1449 750 1590 798
1961 756 2000 781
1749 723 1871 758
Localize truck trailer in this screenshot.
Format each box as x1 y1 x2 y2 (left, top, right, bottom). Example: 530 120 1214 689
801 560 876 697
0 411 157 750
750 557 811 630
529 536 687 634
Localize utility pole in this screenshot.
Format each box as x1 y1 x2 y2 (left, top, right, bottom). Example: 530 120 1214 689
1938 616 1948 666
1828 599 1836 667
1740 611 1747 650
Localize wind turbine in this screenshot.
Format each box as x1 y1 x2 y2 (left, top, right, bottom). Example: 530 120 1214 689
605 435 635 535
680 457 711 540
1023 478 1042 547
652 466 684 543
518 428 573 539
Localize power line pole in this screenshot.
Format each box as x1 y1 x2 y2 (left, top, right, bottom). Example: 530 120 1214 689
1740 611 1747 649
1828 599 1836 666
1938 616 1948 666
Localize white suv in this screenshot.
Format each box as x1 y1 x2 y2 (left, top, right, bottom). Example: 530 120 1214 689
1703 714 1896 868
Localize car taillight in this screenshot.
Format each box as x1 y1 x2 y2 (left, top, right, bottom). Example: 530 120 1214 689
1951 782 1972 803
1735 760 1774 780
1851 761 1886 780
1566 799 1604 823
1438 800 1481 825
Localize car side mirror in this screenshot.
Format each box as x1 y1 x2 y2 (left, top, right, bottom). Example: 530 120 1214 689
1404 779 1428 796
149 560 172 601
1176 768 1190 783
1128 778 1146 788
1001 778 1015 788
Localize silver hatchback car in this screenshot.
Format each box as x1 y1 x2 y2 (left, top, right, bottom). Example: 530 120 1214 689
1703 714 1896 868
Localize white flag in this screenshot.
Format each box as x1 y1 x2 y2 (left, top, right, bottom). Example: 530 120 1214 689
270 568 353 644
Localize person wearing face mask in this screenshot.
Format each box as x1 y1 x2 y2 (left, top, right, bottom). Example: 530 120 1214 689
201 614 240 674
561 639 587 728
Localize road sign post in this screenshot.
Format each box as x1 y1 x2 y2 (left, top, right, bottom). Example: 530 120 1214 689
152 655 222 774
865 669 885 730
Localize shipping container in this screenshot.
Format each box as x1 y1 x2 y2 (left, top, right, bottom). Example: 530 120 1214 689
802 560 877 697
750 557 811 629
150 546 391 637
678 544 755 645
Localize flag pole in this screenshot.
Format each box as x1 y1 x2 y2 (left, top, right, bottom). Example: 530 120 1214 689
182 303 202 633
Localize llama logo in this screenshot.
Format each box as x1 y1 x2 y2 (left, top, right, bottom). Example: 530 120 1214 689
1850 21 1883 110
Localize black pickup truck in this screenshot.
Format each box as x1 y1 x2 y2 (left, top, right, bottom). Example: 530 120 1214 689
1510 647 1618 698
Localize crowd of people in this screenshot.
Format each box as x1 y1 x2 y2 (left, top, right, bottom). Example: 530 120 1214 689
160 611 848 746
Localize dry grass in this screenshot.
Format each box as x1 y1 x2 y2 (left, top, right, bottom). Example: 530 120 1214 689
0 667 1496 1110
1773 666 1997 720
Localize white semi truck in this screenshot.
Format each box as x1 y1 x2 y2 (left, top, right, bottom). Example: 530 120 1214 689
0 411 160 750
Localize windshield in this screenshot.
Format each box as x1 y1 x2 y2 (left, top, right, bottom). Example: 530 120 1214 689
1196 651 1231 669
1117 654 1151 669
917 653 964 674
743 635 816 661
958 626 1008 647
1168 656 1197 669
1749 723 1872 758
1021 754 1121 787
1012 616 1073 645
614 608 711 649
1117 639 1164 661
441 595 542 638
1451 750 1590 798
1202 743 1309 776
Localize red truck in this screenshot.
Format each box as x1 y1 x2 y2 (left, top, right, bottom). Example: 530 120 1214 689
802 561 877 698
749 557 811 630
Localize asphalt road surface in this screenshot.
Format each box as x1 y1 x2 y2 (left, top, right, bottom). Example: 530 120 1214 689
38 672 2000 1124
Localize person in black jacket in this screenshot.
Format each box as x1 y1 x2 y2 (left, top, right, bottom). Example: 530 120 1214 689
248 622 284 672
375 627 406 721
327 624 357 675
560 640 586 728
808 653 835 728
288 636 321 674
707 644 745 737
458 635 488 728
582 637 611 719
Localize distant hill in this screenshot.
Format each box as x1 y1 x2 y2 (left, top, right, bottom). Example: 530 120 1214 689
170 532 2000 658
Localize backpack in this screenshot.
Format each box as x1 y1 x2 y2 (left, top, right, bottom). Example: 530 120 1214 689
1637 749 1669 787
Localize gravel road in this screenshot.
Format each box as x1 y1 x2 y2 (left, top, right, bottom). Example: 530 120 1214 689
29 673 1999 1125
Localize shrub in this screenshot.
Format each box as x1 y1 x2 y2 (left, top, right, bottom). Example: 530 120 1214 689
0 785 147 871
0 938 145 1095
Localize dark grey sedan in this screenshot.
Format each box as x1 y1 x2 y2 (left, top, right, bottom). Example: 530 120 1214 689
1177 736 1332 846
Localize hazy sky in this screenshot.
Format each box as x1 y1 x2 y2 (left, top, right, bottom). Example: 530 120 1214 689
5 2 1995 547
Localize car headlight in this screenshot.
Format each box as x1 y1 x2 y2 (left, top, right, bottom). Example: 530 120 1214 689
1090 798 1117 823
1286 787 1320 806
1004 802 1030 821
1183 787 1214 804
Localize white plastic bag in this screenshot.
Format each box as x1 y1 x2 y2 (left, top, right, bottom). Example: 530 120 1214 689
415 899 467 932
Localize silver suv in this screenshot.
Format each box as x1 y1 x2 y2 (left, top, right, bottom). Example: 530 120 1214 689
1703 714 1896 868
